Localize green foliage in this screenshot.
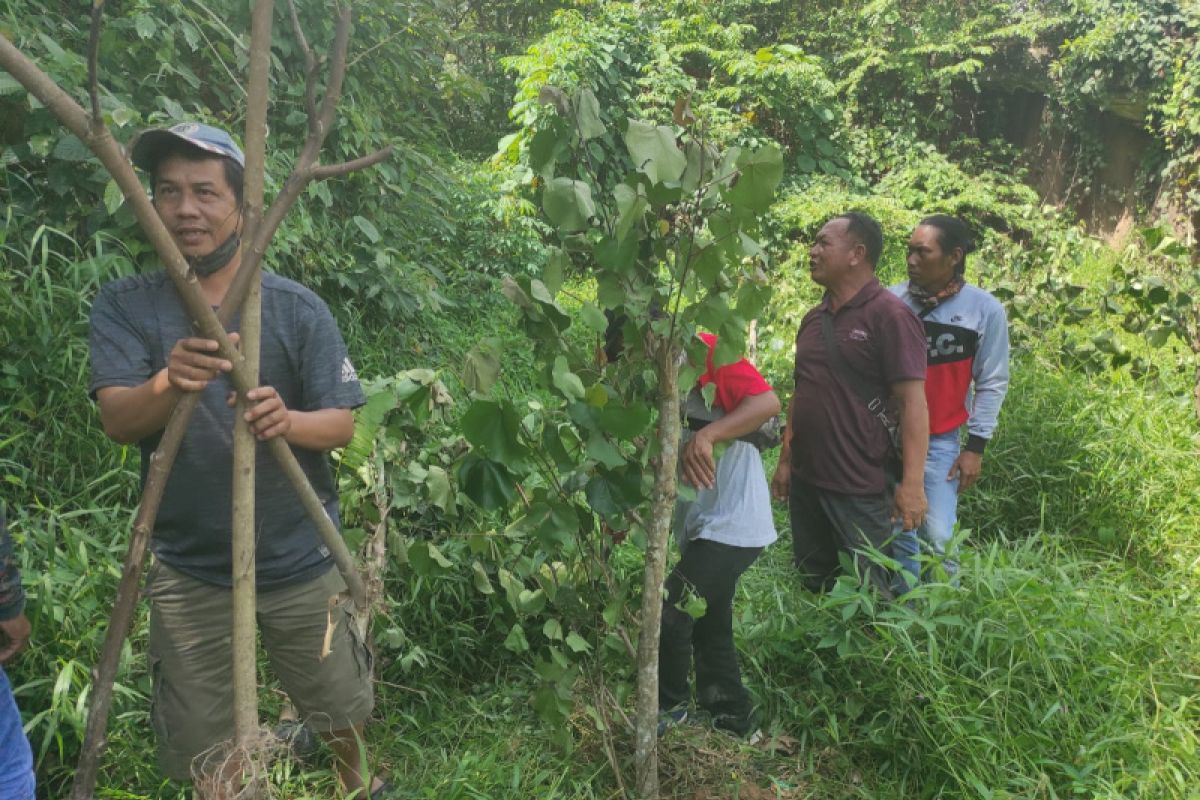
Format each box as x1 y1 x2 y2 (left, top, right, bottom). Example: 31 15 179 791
464 63 785 739
0 0 506 324
5 0 1200 796
1154 7 1200 217
743 535 1200 799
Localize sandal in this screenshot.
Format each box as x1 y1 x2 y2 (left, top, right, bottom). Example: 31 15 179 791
370 778 397 799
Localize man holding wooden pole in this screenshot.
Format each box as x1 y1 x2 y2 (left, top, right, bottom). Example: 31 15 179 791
88 122 379 796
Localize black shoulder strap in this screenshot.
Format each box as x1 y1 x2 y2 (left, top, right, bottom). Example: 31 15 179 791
820 310 882 407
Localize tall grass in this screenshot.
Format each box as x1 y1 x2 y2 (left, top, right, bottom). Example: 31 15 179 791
741 534 1200 799
732 356 1200 800
966 357 1200 571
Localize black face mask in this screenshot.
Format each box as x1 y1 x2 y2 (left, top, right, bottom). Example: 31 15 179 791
187 230 241 277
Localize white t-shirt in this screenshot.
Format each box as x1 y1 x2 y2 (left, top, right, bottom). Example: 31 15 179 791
674 435 778 550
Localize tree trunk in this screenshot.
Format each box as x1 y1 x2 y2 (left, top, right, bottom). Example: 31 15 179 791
230 0 274 750
633 337 682 800
230 276 260 745
1192 347 1200 425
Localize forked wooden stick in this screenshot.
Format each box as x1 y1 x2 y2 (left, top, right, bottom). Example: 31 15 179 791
0 4 390 795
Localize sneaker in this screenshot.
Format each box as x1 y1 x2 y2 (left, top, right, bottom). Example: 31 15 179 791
370 779 397 799
656 707 688 737
711 711 756 739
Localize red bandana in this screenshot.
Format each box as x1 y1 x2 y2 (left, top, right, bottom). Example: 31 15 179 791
908 274 965 309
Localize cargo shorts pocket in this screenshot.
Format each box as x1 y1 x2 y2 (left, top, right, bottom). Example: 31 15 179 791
338 597 374 681
147 652 169 749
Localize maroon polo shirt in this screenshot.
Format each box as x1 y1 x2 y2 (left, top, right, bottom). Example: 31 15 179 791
790 277 926 495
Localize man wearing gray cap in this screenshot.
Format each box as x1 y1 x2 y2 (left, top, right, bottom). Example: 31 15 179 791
88 122 385 797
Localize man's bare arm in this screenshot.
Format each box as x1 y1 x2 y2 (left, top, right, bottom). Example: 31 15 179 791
96 371 179 444
682 391 781 489
891 378 929 529
770 394 795 501
96 335 238 444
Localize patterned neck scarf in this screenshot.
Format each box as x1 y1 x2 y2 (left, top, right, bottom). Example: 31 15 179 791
909 273 965 309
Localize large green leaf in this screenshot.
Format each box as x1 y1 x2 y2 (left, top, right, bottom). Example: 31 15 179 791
681 140 719 193
613 182 649 242
735 280 772 321
586 434 627 468
352 215 382 244
503 623 530 653
596 274 628 308
715 319 748 367
688 239 724 290
529 123 568 178
595 235 637 272
597 401 652 440
517 499 579 553
574 88 605 140
408 540 453 575
501 275 533 309
543 178 595 232
580 303 610 334
624 120 687 185
462 338 502 396
471 561 495 595
543 248 568 295
425 466 454 513
707 209 740 255
585 467 644 515
460 400 528 462
542 423 579 471
458 453 517 510
343 389 397 473
552 356 585 401
723 145 783 213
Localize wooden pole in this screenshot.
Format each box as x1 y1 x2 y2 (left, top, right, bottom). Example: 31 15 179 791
230 0 274 751
0 4 394 796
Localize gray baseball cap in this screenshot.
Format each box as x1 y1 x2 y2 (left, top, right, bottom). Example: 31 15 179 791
130 121 245 171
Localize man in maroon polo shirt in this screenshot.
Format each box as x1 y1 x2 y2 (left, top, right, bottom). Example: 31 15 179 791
770 212 929 598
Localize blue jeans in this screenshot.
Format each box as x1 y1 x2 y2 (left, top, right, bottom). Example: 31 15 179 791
0 667 35 800
893 430 961 591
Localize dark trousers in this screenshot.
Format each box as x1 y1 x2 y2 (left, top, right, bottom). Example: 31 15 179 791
659 538 763 733
788 479 896 599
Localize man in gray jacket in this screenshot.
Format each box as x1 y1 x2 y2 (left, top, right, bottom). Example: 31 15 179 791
890 215 1010 587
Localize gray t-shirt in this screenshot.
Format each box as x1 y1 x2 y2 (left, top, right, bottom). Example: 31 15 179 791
89 271 365 589
674 436 778 550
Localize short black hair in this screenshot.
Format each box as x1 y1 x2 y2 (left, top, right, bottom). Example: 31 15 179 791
919 214 975 274
148 140 244 207
833 211 883 268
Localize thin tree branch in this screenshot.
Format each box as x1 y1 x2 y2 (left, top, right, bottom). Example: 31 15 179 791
183 1 248 98
346 29 406 69
319 6 352 127
87 1 105 124
285 0 318 125
310 145 393 180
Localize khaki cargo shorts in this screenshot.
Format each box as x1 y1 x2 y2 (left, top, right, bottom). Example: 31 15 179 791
145 561 374 781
